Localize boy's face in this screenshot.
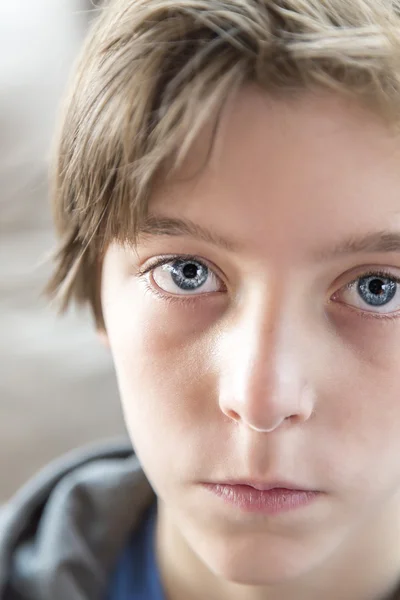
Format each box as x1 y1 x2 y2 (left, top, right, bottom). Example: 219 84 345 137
101 87 400 586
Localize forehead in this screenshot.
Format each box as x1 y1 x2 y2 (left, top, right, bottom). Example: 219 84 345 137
146 86 400 261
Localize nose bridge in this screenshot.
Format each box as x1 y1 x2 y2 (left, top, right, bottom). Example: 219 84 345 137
219 293 315 432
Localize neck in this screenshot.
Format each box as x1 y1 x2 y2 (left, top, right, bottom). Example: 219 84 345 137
155 497 400 600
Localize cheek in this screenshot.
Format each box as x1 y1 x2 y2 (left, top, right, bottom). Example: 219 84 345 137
105 277 221 427
317 317 400 493
104 295 220 488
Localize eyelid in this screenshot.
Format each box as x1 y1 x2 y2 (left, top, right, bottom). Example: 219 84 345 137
136 253 227 300
330 264 400 290
336 268 400 293
137 253 226 282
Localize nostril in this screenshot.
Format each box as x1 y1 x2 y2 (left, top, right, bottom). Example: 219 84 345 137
226 409 241 422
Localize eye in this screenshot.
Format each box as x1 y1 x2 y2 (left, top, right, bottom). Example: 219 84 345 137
140 255 224 296
334 271 400 314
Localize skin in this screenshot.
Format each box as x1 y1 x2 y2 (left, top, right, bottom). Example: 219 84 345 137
100 86 400 600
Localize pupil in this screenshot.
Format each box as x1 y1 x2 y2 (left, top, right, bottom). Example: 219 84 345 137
183 263 198 279
369 279 384 296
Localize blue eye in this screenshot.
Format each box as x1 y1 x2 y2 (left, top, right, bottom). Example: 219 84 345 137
139 254 224 299
166 258 209 291
335 270 400 315
357 275 397 307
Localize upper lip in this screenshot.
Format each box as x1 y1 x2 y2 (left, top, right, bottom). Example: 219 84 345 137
208 480 316 492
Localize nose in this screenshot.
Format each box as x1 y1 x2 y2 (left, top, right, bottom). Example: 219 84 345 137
218 303 316 433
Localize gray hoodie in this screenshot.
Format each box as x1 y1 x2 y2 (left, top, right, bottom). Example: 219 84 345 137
0 438 155 600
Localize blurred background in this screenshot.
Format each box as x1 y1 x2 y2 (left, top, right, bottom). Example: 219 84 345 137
0 0 126 502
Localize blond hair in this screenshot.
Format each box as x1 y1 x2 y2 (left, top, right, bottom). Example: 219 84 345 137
47 0 400 328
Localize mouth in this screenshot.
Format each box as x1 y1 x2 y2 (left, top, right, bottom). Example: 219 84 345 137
202 480 321 515
214 479 316 491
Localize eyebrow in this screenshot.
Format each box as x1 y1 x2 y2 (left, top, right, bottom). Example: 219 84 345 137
313 230 400 261
136 214 240 252
135 215 400 260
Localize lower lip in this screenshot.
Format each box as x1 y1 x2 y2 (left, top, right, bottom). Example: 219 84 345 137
203 484 320 514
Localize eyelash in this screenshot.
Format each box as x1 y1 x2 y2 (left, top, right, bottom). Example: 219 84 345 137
136 254 222 307
136 256 400 317
345 269 400 289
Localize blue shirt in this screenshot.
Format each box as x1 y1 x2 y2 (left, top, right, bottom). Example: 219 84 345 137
107 502 166 599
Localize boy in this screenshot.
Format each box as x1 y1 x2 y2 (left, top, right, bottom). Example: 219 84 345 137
2 0 400 598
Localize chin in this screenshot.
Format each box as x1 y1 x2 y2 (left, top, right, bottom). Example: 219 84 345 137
194 531 333 587
205 551 311 586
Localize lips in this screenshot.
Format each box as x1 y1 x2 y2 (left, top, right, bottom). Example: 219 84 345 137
202 480 321 514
